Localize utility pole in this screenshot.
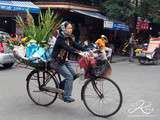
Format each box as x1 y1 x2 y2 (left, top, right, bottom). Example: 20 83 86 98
134 0 138 34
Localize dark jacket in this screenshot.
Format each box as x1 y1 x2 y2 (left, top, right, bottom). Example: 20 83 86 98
51 33 83 64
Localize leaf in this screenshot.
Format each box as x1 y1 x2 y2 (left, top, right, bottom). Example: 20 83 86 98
16 8 62 47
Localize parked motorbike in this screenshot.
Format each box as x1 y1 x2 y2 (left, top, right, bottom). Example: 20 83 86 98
135 38 160 65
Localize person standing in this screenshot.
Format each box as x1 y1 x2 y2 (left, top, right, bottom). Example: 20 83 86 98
129 33 135 62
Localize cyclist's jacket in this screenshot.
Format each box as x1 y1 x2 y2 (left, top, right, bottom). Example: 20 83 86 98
51 33 83 64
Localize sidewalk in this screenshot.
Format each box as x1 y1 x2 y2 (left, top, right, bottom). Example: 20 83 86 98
111 55 129 63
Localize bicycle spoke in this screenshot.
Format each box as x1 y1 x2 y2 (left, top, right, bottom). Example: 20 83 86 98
44 76 52 85
85 94 99 99
82 78 122 117
27 70 58 106
32 90 41 92
40 91 56 97
87 98 101 108
30 81 39 88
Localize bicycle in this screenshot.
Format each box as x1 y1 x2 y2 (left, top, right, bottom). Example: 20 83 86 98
25 54 123 118
118 41 130 56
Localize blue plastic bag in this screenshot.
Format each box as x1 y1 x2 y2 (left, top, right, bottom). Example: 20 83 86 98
26 43 39 59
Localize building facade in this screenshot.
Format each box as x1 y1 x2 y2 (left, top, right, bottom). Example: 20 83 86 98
33 0 107 42
0 0 40 35
0 0 106 42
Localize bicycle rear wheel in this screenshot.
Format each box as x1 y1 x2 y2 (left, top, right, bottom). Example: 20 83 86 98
81 77 122 118
26 70 59 106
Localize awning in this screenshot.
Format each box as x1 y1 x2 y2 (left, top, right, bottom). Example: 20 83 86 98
70 9 108 20
70 9 129 31
0 1 40 13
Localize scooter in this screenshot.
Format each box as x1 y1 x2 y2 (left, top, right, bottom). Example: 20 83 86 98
136 38 160 65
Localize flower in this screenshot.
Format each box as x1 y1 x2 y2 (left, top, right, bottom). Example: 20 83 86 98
21 37 28 43
6 37 21 49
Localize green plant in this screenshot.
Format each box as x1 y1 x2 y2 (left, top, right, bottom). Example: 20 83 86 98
16 8 62 47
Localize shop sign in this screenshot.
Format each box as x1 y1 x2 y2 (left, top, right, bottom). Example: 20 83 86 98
136 18 149 30
104 21 113 28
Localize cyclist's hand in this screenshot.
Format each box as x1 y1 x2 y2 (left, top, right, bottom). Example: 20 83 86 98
78 52 84 57
78 51 89 57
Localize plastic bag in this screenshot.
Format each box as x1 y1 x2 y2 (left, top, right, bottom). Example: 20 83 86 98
32 47 45 60
13 45 26 59
48 36 56 48
26 43 39 59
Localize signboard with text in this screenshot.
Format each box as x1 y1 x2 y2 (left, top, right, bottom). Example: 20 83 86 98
136 18 149 30
104 21 113 28
104 21 129 31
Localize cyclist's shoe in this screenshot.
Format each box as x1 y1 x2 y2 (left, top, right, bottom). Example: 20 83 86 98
64 97 75 103
73 73 80 80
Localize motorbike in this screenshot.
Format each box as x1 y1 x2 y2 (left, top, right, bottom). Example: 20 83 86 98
135 37 160 65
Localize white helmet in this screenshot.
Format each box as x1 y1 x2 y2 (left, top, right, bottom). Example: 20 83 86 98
101 35 107 40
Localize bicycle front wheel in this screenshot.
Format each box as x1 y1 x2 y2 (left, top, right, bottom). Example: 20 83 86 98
81 77 122 118
26 70 59 106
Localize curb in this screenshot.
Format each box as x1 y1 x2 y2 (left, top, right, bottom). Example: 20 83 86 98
111 56 129 63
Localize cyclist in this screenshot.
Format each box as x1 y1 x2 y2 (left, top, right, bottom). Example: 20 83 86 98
51 21 84 103
95 35 112 62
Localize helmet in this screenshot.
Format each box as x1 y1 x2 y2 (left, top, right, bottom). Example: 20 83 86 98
101 35 107 40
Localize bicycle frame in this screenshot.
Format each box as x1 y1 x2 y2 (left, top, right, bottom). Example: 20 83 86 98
26 62 122 118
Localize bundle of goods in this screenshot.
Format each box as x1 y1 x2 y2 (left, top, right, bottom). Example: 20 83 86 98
8 8 62 69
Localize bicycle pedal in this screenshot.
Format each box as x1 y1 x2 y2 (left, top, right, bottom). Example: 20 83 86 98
58 94 64 100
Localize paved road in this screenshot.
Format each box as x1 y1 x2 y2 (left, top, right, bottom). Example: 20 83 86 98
0 61 159 120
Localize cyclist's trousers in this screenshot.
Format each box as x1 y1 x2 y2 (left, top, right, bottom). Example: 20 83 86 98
53 61 76 98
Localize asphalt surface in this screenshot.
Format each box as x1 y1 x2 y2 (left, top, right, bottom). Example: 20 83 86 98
0 60 159 120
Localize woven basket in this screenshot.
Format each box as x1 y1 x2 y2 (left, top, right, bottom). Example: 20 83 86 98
87 60 112 77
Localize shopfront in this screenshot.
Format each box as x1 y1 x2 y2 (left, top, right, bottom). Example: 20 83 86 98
0 1 40 35
35 1 107 43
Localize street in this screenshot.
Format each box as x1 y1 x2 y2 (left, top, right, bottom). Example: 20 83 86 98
0 60 160 120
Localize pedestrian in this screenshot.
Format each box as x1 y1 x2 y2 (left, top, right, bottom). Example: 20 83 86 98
51 21 84 103
129 33 135 62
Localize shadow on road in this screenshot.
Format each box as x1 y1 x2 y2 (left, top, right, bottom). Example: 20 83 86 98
0 65 15 71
